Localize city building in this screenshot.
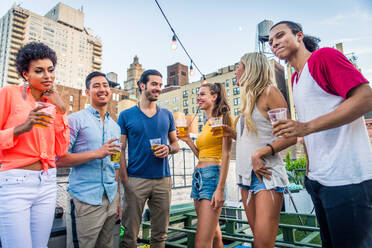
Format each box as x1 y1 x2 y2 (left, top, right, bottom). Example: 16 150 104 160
158 60 287 133
123 55 144 97
56 83 129 121
0 2 102 89
167 62 189 87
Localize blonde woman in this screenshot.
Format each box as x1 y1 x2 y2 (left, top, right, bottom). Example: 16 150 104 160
223 53 297 248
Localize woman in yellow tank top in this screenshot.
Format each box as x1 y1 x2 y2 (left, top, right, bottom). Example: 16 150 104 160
177 83 232 248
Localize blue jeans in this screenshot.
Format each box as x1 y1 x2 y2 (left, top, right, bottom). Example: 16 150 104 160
304 176 372 248
191 165 221 201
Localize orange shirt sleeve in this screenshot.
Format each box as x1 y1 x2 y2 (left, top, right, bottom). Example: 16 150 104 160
54 112 70 157
0 86 19 150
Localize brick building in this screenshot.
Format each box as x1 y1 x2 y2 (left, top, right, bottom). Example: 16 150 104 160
55 84 129 121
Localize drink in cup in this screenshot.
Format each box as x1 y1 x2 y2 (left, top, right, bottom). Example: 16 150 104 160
176 119 188 138
267 108 287 126
267 108 287 136
210 117 223 137
34 102 56 128
150 138 161 154
110 143 122 162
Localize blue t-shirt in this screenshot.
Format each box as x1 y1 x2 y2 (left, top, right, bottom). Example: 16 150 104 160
117 105 175 178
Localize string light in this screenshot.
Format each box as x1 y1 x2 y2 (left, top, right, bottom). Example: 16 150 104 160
154 0 205 80
189 61 194 76
171 35 177 50
202 75 207 84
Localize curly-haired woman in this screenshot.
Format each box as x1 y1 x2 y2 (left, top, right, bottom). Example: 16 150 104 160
0 42 69 248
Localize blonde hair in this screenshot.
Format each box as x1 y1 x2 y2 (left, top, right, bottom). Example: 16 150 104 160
238 52 275 134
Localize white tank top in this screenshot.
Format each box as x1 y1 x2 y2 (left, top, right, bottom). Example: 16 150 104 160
235 106 289 189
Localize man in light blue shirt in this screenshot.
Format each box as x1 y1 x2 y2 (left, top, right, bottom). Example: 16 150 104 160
57 72 121 248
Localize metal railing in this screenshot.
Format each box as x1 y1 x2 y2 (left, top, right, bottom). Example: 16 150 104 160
57 147 198 189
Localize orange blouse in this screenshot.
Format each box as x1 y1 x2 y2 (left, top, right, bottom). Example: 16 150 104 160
0 85 69 171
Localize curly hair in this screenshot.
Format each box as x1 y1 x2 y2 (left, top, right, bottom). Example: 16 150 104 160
16 42 57 80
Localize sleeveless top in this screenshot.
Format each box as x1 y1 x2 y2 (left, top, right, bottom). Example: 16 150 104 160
196 121 222 162
235 106 288 188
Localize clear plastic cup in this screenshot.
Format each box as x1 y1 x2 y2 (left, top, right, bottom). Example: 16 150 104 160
267 108 287 124
110 143 122 162
176 119 188 138
150 138 162 153
34 102 56 128
209 116 223 137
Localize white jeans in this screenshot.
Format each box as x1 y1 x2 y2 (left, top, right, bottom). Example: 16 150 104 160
0 168 57 248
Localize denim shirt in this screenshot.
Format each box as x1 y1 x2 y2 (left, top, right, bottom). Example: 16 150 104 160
67 105 121 205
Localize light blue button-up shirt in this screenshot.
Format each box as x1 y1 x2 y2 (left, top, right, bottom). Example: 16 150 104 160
67 105 121 205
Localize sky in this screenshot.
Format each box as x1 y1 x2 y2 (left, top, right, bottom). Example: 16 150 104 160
1 0 372 86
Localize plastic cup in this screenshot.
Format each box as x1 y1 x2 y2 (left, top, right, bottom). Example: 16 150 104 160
150 138 162 153
176 119 188 138
267 108 287 124
210 117 223 137
110 143 122 162
34 102 56 128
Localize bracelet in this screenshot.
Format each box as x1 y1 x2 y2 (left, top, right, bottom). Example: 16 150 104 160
166 144 172 154
266 143 275 156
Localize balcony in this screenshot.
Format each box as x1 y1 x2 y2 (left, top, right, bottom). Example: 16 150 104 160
11 32 24 41
12 21 25 29
12 26 25 35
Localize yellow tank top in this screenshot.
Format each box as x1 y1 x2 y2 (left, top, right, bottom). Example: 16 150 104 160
196 121 223 162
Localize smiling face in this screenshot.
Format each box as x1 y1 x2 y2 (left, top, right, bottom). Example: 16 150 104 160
269 23 303 61
22 59 55 92
197 86 217 111
86 75 112 106
141 75 162 102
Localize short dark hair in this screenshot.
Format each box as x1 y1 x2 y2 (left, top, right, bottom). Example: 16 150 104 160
16 42 57 80
137 69 162 93
85 71 108 89
271 21 321 52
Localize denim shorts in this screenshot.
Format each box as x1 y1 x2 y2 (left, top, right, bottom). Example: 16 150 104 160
190 165 221 201
238 171 285 194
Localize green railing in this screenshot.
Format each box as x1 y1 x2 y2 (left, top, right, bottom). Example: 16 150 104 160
140 204 321 248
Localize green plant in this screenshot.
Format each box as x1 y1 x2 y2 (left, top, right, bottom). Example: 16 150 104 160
285 151 307 185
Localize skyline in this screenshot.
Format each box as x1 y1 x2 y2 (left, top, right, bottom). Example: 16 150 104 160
1 0 372 86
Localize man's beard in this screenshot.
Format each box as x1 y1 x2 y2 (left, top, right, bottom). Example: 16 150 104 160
144 87 160 102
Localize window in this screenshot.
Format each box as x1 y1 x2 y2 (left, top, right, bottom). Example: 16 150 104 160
69 105 73 111
233 98 240 106
192 98 195 104
181 71 186 76
232 77 237 85
234 108 239 116
183 90 188 98
192 88 194 94
183 100 188 107
192 107 195 113
226 79 230 87
198 115 203 122
198 125 203 132
227 89 230 96
183 109 189 115
173 97 179 103
173 107 179 112
170 71 176 76
196 87 200 94
69 95 74 102
233 87 240 95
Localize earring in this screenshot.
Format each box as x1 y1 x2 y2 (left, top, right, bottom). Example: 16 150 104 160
22 81 29 100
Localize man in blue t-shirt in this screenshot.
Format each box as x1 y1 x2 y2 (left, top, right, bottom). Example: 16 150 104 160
118 69 179 248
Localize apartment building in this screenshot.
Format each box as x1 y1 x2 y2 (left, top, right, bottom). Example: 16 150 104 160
0 3 102 89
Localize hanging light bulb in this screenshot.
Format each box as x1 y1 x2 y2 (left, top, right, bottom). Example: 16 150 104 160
171 34 177 50
189 62 194 76
202 75 207 84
